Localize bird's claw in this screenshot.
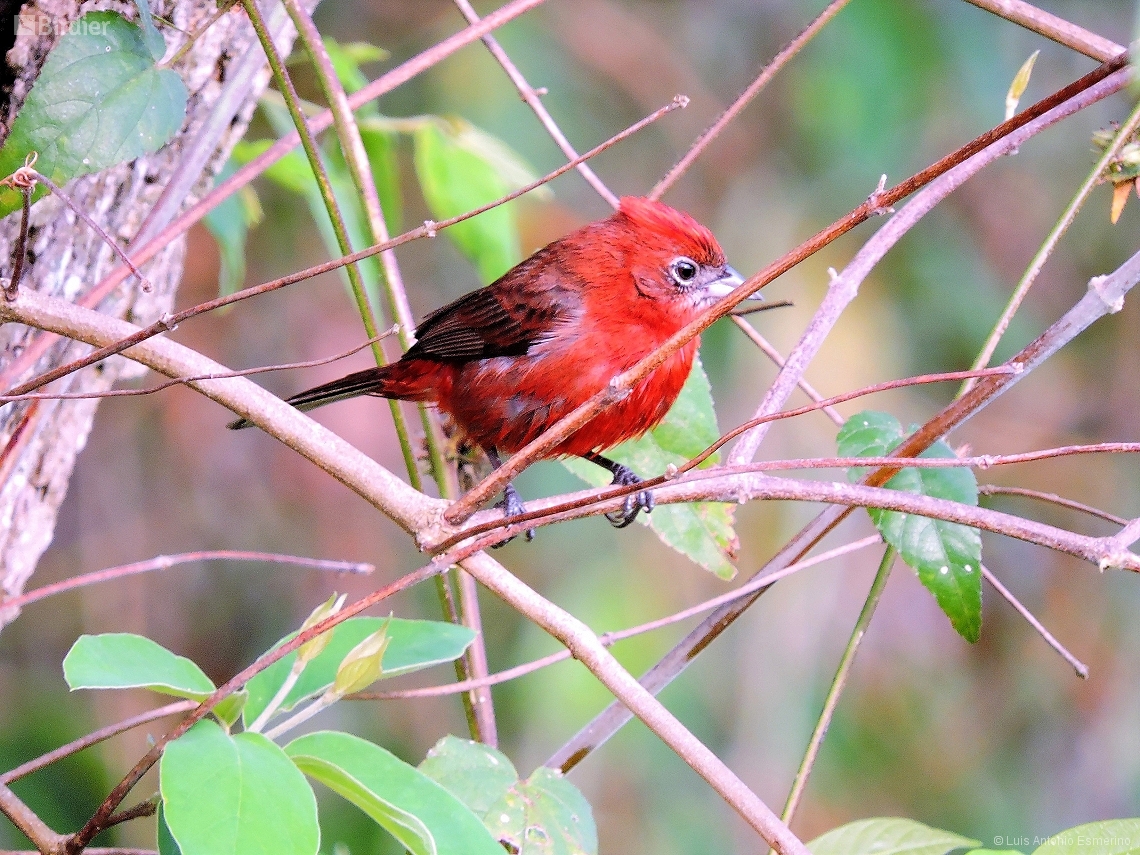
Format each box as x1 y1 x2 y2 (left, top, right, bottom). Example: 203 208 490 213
492 482 535 547
604 463 653 529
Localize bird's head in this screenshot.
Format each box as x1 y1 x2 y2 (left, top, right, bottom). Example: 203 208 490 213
614 196 752 312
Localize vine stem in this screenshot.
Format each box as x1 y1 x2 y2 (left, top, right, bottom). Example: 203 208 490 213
280 0 492 747
780 547 895 828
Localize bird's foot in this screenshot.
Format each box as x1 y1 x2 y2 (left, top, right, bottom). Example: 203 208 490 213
492 481 536 547
604 462 654 529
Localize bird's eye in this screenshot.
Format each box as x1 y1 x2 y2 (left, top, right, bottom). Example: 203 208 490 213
670 257 699 285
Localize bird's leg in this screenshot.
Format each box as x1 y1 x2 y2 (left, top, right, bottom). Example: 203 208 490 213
488 450 535 544
580 451 653 529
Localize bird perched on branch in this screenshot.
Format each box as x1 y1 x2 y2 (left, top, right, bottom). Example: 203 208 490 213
231 196 751 532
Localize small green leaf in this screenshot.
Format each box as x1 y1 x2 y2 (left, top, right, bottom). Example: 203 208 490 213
0 11 188 217
808 817 980 855
838 411 983 642
243 618 475 727
287 731 503 855
131 0 166 61
563 356 738 578
332 621 391 696
212 690 247 729
420 736 597 854
1032 819 1140 854
414 118 529 283
63 633 215 700
161 720 319 855
1005 50 1040 121
297 593 346 667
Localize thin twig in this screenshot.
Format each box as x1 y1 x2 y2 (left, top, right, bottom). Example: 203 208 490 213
351 535 882 700
731 316 845 425
103 798 157 829
1 701 196 785
24 170 154 292
780 546 896 827
3 184 30 301
0 782 67 854
961 0 1123 61
0 330 396 403
982 564 1088 677
979 484 1128 526
1 551 373 614
452 0 620 208
650 0 853 200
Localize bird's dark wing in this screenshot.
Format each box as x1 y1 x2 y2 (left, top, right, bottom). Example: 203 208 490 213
406 252 580 361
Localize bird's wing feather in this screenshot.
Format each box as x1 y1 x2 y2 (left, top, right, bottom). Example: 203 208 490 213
406 252 579 361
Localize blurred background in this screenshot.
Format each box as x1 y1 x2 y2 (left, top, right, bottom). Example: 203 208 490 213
2 0 1139 851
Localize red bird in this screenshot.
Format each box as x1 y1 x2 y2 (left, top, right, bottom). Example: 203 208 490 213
232 197 749 530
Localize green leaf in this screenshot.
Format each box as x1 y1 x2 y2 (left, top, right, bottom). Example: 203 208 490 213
131 0 166 61
161 720 319 855
323 38 388 95
360 125 402 234
0 11 188 217
156 802 182 855
419 735 518 816
287 731 503 855
808 817 979 855
837 411 983 642
63 633 215 700
243 618 475 727
563 356 739 579
413 117 530 283
1032 819 1140 854
233 138 315 195
203 159 262 297
420 736 598 854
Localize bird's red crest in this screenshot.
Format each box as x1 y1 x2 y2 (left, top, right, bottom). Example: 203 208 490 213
617 196 723 264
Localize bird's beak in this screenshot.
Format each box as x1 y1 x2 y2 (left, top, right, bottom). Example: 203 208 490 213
704 266 759 300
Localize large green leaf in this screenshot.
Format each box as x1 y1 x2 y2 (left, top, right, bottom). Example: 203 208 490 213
63 633 214 701
563 355 739 579
0 11 187 216
837 411 982 642
420 735 598 854
809 817 979 855
242 617 475 727
161 720 319 855
413 117 538 283
1032 819 1140 854
287 731 503 855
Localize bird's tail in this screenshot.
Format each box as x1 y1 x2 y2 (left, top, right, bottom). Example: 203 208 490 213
227 361 441 430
